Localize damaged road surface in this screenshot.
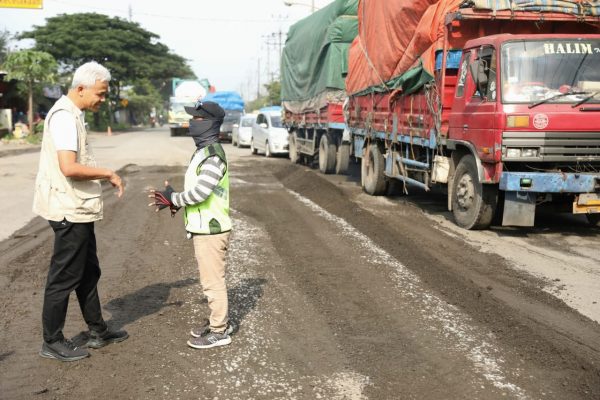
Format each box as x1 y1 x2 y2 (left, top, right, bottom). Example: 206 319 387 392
1 144 600 399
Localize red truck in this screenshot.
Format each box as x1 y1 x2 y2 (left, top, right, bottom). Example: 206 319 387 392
285 103 351 174
346 3 600 229
281 0 358 174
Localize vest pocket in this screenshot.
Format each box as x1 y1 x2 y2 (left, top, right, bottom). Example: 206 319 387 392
209 218 222 234
71 179 102 199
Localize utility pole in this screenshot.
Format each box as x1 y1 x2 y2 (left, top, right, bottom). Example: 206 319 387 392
257 58 261 100
128 4 133 21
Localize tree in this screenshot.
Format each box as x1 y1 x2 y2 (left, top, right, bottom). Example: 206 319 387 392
21 13 195 105
264 80 281 106
246 80 282 111
0 30 11 65
3 49 57 133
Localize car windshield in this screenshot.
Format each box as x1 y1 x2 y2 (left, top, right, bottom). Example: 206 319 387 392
501 40 600 104
224 111 242 123
241 118 255 127
270 115 282 128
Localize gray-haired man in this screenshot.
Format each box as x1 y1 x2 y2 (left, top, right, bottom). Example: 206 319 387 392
33 61 128 362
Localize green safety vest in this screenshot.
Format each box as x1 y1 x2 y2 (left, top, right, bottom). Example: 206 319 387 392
183 143 232 235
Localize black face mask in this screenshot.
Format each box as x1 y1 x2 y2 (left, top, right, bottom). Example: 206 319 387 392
188 118 222 149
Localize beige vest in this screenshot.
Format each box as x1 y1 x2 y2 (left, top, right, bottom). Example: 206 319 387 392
32 95 103 223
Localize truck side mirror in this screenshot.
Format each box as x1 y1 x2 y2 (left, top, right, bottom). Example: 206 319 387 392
469 59 488 99
260 123 268 129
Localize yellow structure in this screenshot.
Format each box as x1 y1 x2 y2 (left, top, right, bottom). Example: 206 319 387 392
0 0 43 9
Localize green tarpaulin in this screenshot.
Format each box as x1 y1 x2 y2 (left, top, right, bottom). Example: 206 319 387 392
281 0 358 112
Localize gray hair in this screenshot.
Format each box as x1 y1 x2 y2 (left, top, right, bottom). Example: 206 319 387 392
71 61 111 89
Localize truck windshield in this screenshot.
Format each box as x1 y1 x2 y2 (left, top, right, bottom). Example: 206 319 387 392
170 102 194 114
501 40 600 105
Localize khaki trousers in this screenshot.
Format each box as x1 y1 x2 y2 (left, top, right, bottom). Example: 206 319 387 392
192 232 230 332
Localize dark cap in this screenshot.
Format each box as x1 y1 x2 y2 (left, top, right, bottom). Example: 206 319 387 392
184 100 225 120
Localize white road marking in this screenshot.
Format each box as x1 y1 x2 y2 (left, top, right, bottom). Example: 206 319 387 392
288 189 529 399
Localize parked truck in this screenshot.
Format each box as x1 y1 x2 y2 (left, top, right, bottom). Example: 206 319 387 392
343 0 600 229
281 0 358 174
201 91 245 142
168 79 209 137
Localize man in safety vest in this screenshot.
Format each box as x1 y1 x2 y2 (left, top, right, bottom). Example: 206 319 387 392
150 100 234 349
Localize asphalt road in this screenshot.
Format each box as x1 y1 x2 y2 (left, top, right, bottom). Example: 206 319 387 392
1 128 599 399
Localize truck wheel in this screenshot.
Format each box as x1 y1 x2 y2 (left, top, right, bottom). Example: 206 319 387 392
289 132 299 164
265 141 272 158
586 214 600 227
319 133 336 174
170 128 177 137
251 139 258 155
335 143 350 175
361 143 387 195
451 155 497 230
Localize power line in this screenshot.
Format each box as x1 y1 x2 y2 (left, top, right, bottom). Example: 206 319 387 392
47 0 289 23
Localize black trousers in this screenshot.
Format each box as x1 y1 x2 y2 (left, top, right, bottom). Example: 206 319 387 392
42 219 107 343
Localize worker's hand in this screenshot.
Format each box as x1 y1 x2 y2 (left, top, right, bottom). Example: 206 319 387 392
148 180 179 217
109 171 125 198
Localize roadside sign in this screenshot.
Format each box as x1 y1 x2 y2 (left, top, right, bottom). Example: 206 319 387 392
0 0 43 9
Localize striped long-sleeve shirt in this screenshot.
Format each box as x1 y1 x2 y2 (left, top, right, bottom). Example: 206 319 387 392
170 155 226 208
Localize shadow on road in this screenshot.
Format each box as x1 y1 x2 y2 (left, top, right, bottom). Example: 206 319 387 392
0 351 14 362
99 277 266 333
228 278 268 329
103 278 197 330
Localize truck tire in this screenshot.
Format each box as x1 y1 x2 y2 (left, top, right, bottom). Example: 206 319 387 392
251 139 258 155
451 155 498 230
170 128 177 137
319 133 336 174
335 143 350 175
586 214 600 227
265 141 272 158
361 143 387 195
289 132 299 164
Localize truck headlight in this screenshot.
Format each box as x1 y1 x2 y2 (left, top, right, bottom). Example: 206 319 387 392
506 148 521 158
504 147 539 158
521 148 538 158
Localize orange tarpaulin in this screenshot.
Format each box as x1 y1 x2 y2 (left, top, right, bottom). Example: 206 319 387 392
346 0 599 96
346 0 462 95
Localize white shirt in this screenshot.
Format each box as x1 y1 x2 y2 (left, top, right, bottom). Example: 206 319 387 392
49 110 81 152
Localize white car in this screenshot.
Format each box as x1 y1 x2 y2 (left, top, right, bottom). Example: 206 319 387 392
232 114 256 147
251 109 289 157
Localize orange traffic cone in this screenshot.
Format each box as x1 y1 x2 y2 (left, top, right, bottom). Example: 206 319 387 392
107 125 112 136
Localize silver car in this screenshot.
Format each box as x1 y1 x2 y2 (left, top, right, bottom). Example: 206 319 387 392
232 114 256 147
251 111 289 157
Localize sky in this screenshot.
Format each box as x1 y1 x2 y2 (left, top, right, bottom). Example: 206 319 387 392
0 0 333 100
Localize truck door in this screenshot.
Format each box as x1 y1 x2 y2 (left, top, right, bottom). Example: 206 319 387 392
450 46 498 168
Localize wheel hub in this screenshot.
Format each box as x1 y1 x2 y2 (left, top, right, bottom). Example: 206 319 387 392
456 174 475 209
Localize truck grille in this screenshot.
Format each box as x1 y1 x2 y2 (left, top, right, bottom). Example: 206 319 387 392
502 131 600 162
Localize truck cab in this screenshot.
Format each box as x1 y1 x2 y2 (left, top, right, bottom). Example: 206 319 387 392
448 34 600 226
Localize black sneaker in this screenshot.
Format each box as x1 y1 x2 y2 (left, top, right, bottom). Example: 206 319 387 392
190 320 236 338
39 339 89 362
72 328 129 349
187 331 231 349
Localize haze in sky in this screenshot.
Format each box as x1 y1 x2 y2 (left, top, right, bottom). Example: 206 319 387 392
0 0 333 100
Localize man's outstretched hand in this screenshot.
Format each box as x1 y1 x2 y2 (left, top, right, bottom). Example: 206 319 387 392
148 180 179 217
